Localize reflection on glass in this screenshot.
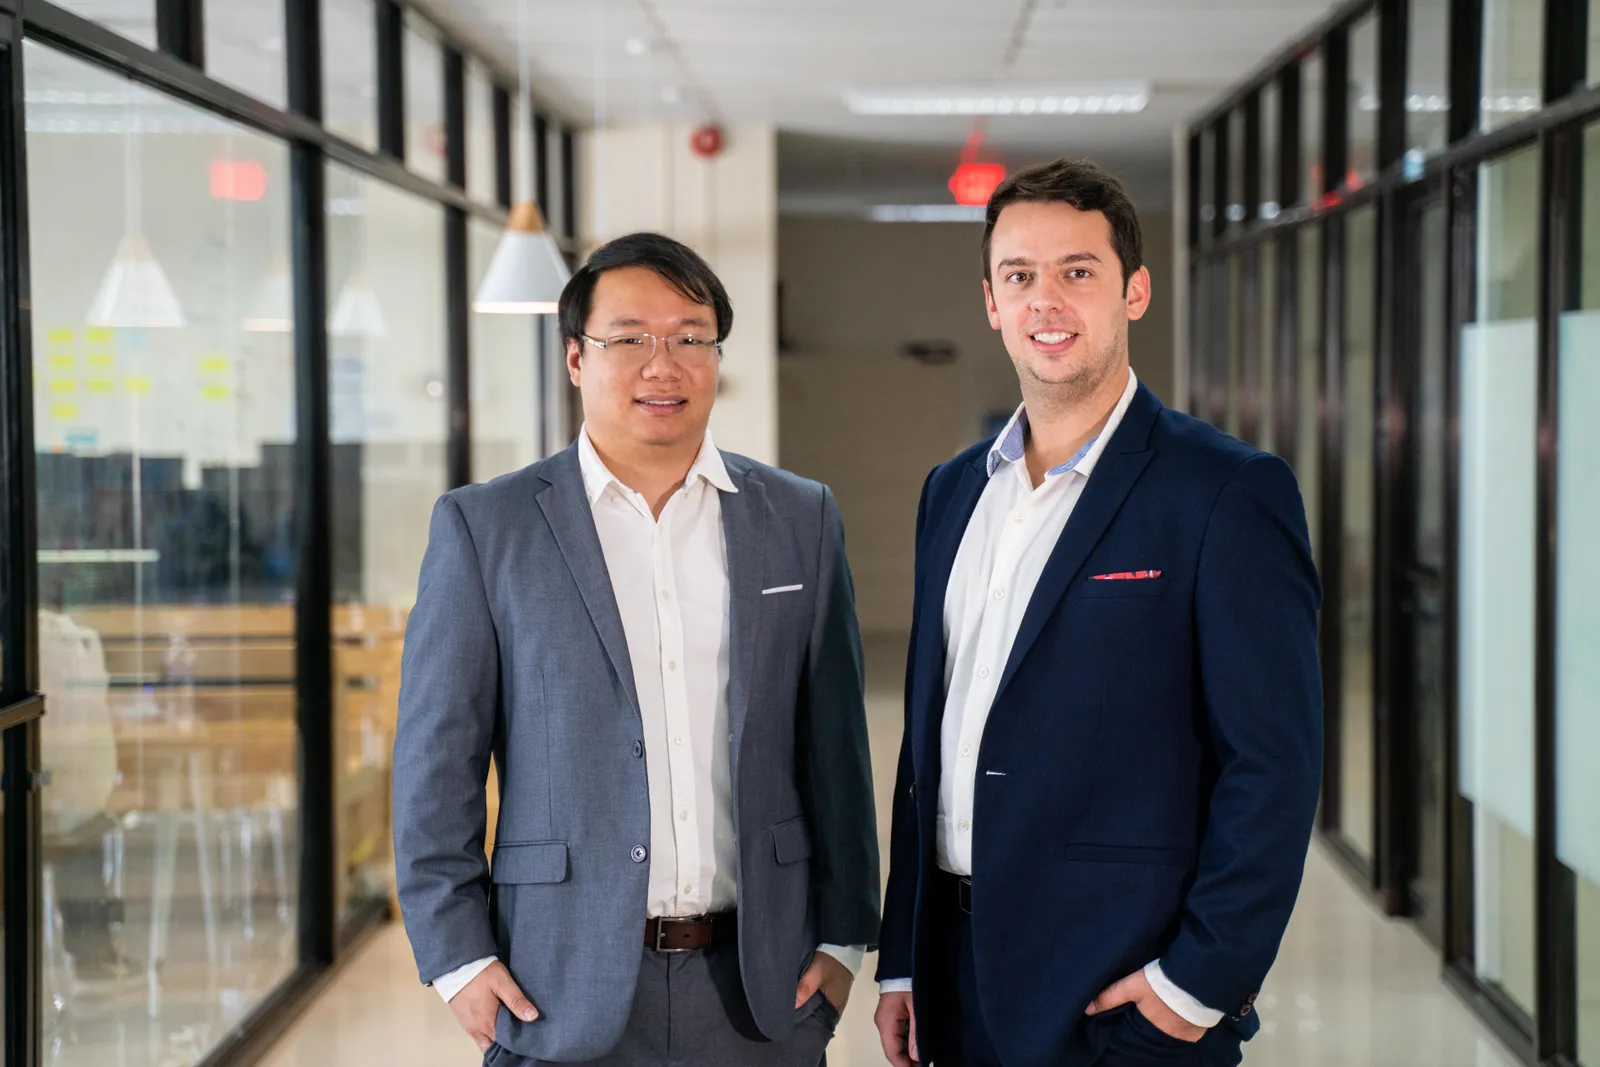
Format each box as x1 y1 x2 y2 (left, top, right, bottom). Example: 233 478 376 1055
1340 206 1376 861
326 164 446 921
1225 254 1242 437
1409 0 1451 161
1303 51 1324 204
26 43 299 1067
405 13 446 183
1558 122 1600 1067
1258 240 1277 455
204 0 287 108
1481 0 1543 133
323 0 377 149
1295 226 1321 565
1347 12 1378 184
469 217 542 480
467 60 497 204
48 0 156 48
1460 145 1540 1020
1260 82 1280 219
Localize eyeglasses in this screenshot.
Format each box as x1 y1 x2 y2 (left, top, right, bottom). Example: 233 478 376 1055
580 332 723 367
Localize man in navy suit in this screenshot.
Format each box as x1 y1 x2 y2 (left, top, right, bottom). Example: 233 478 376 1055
872 158 1323 1067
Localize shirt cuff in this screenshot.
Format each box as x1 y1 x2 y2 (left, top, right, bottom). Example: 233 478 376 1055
878 978 914 994
1144 960 1224 1028
435 956 497 1003
816 944 867 978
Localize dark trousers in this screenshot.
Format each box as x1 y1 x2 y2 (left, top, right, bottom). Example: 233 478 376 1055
485 942 837 1067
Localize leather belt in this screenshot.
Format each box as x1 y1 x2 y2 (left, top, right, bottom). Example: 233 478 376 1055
937 869 974 915
645 912 737 953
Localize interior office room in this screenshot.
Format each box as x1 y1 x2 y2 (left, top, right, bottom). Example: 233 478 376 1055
0 0 1594 1065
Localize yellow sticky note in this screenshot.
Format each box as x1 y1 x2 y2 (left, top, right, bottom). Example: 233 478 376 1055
200 356 230 374
49 379 76 394
125 377 151 394
46 329 75 345
48 354 76 369
87 379 115 394
50 405 79 421
201 384 230 401
85 328 114 345
87 354 115 369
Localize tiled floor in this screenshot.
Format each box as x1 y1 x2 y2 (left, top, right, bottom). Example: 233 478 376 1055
258 639 1524 1067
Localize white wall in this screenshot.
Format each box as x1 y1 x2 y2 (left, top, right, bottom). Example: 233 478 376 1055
577 124 779 464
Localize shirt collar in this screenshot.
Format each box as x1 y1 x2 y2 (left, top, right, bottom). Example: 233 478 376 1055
576 426 737 505
986 369 1140 480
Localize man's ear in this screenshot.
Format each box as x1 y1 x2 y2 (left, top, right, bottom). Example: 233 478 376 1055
1124 266 1152 322
984 279 1001 331
566 338 583 386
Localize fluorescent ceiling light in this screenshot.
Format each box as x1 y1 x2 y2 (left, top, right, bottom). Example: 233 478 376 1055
845 84 1151 117
871 205 987 223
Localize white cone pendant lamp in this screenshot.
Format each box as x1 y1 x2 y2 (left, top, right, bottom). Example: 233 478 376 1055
330 272 390 338
242 259 294 333
473 0 569 315
87 233 186 329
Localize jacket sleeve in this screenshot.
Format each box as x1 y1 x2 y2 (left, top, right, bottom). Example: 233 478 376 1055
392 494 502 985
1158 453 1324 1016
799 485 882 948
875 468 935 982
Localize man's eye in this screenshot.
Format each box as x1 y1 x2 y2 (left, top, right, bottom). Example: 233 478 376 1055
613 336 648 346
1069 269 1092 279
677 336 711 348
1007 272 1029 284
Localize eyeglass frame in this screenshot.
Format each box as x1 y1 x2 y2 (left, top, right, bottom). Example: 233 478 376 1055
578 332 724 365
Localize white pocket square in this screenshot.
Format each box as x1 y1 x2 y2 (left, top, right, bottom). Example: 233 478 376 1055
761 584 804 595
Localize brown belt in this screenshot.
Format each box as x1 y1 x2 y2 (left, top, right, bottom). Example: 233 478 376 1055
645 912 737 953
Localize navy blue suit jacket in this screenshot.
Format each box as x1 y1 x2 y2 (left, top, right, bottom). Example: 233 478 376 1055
877 383 1323 1066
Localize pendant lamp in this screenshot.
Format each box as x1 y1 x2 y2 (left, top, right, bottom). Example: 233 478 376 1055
89 105 185 329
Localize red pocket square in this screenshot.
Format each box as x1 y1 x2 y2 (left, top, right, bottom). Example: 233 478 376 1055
1091 570 1163 581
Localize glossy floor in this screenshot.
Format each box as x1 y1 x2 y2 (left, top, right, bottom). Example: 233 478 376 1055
258 642 1523 1067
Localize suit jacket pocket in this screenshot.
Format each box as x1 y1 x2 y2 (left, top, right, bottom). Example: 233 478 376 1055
1078 575 1170 599
772 817 813 864
1062 843 1195 868
491 841 570 884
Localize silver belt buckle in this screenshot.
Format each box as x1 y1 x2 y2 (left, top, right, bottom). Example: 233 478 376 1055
654 916 703 953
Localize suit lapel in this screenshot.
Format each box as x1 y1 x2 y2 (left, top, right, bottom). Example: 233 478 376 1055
720 458 767 765
535 446 642 721
994 385 1161 701
911 457 988 761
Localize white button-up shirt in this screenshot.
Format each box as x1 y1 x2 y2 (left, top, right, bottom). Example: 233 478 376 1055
881 371 1223 1028
435 429 862 1002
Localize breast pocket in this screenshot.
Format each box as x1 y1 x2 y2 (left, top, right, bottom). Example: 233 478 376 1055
1079 573 1171 599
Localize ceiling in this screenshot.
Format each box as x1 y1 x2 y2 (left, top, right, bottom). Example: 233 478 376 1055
428 0 1344 214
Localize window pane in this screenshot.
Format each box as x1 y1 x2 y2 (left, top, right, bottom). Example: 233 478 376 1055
1591 0 1600 86
1340 205 1376 861
1227 109 1246 229
205 0 287 108
1459 144 1540 1019
470 219 542 480
48 0 156 48
1296 224 1321 564
1346 12 1378 186
1558 121 1600 1067
324 0 377 149
404 14 446 183
1409 0 1451 160
1260 81 1280 220
1259 239 1277 455
26 43 299 1066
327 164 446 921
1225 253 1242 437
467 60 496 204
1198 128 1216 243
1481 0 1543 132
1302 51 1324 203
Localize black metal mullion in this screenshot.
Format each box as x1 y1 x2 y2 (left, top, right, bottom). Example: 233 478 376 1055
1324 24 1350 197
1280 64 1302 209
155 0 204 67
535 110 550 216
446 206 470 489
1240 243 1262 443
1273 230 1297 460
1448 0 1483 145
290 140 335 971
1243 89 1263 226
444 45 465 190
285 0 320 122
492 83 511 209
376 0 404 160
1376 0 1407 170
1318 214 1345 839
1212 116 1230 241
560 125 576 242
1543 0 1588 107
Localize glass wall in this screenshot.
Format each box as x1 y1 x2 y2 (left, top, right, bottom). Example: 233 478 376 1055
1346 11 1379 186
1340 206 1377 862
205 0 287 109
1480 0 1543 133
325 164 447 923
26 42 300 1067
1227 109 1246 228
1225 253 1243 437
466 59 496 204
1559 121 1600 1067
1296 224 1321 565
469 218 542 481
1303 50 1324 204
323 0 377 149
1257 240 1277 454
1459 145 1540 1021
404 13 446 183
1260 82 1280 219
49 0 156 48
1409 0 1451 160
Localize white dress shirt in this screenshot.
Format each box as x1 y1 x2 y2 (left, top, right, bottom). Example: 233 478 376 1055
879 372 1222 1029
436 429 862 1002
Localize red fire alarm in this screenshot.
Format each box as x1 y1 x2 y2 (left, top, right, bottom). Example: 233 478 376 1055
948 161 1007 207
690 124 724 159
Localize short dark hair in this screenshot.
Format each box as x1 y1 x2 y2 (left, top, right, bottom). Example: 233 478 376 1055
981 158 1144 289
558 232 733 345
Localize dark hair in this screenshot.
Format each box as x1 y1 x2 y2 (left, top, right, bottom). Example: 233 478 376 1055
558 232 733 345
981 158 1144 289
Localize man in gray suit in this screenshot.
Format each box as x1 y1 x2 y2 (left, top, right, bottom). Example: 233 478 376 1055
393 232 880 1066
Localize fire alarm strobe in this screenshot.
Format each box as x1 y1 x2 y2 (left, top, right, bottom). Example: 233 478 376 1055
690 125 724 159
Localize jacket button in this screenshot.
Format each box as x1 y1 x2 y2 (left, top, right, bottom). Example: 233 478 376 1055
631 845 648 863
632 740 644 758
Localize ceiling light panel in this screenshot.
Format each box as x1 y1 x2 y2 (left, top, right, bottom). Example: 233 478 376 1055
844 84 1152 117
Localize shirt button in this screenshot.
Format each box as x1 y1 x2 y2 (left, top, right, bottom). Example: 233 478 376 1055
976 666 990 680
683 884 693 894
661 590 671 601
958 821 970 832
961 744 973 757
668 661 678 672
632 740 644 758
675 735 685 746
992 588 1005 600
631 846 648 863
679 810 688 821
1011 512 1026 524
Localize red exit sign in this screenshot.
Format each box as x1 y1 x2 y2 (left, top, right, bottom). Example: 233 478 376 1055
210 159 268 201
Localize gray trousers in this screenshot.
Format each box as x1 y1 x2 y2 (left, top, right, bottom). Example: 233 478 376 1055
484 944 838 1067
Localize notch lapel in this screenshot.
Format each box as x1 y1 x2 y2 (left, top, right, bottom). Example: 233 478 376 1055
720 459 767 767
994 386 1161 701
535 446 641 721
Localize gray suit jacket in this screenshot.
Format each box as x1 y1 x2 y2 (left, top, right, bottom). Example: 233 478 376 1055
392 443 881 1062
